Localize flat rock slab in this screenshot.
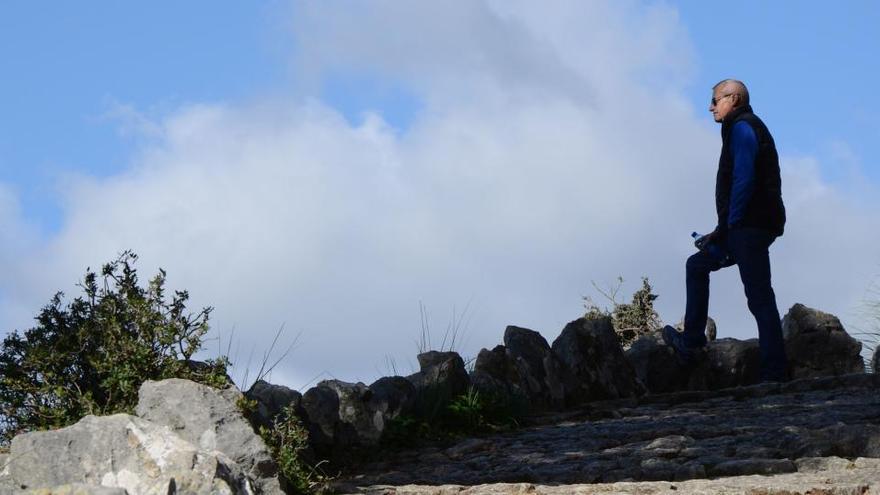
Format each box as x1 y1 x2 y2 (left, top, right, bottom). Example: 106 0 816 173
333 373 880 492
338 460 880 494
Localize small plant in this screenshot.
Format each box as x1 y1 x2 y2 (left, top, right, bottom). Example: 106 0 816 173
584 276 661 348
0 251 229 445
446 386 487 431
382 386 523 448
259 404 326 494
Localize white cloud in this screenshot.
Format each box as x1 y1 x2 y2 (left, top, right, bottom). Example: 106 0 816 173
2 1 878 389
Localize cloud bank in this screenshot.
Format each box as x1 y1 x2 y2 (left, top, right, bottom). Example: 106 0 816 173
2 1 878 388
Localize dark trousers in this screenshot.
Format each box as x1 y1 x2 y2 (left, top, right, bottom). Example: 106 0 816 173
683 227 788 381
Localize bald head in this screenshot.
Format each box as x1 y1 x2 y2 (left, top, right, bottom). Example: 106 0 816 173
713 79 750 105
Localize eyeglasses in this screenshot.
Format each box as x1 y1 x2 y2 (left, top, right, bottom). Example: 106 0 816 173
711 93 735 106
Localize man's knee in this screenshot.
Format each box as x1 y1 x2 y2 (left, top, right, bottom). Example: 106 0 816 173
686 252 712 274
745 284 777 310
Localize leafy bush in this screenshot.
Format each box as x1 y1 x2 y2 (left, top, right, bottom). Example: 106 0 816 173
584 276 661 348
0 251 229 445
259 404 325 495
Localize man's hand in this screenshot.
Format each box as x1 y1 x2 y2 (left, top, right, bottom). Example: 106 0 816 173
695 229 720 250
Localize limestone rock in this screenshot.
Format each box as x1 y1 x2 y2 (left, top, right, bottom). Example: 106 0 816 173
874 346 880 374
368 376 417 424
703 337 761 389
0 453 13 494
551 316 643 403
783 303 864 378
6 414 243 494
331 372 880 490
301 377 414 454
407 351 471 400
24 484 128 494
625 333 691 394
628 334 761 393
301 382 342 449
502 326 573 409
321 380 381 445
135 378 282 494
245 379 302 431
470 345 528 405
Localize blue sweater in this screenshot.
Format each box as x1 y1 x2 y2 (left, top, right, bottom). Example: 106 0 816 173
728 120 758 227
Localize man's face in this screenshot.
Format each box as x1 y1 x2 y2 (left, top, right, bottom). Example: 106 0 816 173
709 87 738 123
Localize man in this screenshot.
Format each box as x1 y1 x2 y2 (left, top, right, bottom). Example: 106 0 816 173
663 79 788 382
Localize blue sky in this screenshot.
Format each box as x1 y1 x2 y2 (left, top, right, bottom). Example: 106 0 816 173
3 1 878 236
1 1 878 387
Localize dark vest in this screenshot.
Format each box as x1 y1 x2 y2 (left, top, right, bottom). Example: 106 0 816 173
715 105 786 236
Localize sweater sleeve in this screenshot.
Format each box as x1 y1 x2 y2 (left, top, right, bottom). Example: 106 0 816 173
728 121 758 227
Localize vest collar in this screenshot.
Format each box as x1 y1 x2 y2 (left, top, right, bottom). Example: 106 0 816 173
721 104 754 138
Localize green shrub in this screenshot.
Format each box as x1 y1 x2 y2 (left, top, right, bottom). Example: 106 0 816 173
0 251 228 445
259 404 324 494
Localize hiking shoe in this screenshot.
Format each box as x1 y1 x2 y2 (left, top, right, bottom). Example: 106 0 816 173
662 325 704 365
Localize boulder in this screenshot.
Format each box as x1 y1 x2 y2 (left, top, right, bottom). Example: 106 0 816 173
408 351 471 398
703 338 761 389
300 378 414 453
0 453 12 494
136 378 283 494
502 326 574 409
6 414 244 494
626 334 760 393
368 376 417 423
551 316 643 402
320 380 381 446
782 304 864 379
626 333 693 394
873 347 879 374
301 382 341 449
471 345 528 404
406 351 472 419
246 379 303 431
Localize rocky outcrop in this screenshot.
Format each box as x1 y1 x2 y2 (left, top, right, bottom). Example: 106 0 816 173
783 303 864 378
627 335 761 394
629 304 865 394
0 379 287 494
4 414 247 494
332 373 880 490
551 316 643 402
136 378 283 494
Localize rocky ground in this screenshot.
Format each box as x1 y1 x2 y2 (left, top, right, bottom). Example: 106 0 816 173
331 373 880 494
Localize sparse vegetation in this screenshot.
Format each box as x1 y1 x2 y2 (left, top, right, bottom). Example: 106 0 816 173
383 385 524 448
259 404 327 494
584 276 661 348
